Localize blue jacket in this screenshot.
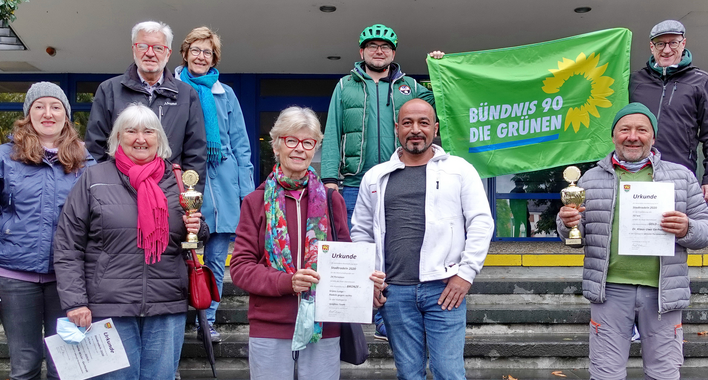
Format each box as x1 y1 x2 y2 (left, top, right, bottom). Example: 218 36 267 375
0 143 95 273
175 66 255 233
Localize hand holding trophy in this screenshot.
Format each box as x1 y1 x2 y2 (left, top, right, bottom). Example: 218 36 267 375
561 166 585 248
180 170 203 249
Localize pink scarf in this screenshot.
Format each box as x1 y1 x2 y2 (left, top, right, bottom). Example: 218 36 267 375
115 146 169 264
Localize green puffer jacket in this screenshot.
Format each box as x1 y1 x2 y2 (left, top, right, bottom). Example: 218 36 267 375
321 62 434 187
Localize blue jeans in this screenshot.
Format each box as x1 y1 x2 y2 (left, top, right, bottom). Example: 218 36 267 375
341 186 359 231
0 277 63 380
92 313 187 380
201 232 231 324
380 281 466 380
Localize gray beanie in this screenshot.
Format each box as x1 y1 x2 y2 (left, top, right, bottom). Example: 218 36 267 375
23 82 71 120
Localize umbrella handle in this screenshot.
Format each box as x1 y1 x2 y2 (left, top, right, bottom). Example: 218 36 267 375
292 350 299 379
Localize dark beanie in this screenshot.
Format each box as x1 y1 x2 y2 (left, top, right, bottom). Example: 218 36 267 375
611 103 657 136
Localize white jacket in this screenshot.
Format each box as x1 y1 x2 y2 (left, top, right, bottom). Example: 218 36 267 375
351 145 494 284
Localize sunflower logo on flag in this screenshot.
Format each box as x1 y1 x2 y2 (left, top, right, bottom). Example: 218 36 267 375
542 52 615 133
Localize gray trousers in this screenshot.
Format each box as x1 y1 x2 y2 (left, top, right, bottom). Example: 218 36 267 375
589 283 683 380
248 337 340 380
0 277 63 380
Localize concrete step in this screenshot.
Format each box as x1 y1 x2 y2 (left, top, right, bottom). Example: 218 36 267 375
1 326 701 362
189 298 708 326
219 269 708 297
179 331 708 359
173 364 708 380
1 360 708 380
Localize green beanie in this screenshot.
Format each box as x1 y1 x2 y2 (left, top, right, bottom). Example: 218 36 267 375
611 102 657 136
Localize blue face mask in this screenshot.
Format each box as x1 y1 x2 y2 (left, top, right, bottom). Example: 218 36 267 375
291 297 315 351
56 317 91 344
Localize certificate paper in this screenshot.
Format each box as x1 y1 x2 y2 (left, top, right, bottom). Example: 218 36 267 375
315 241 376 324
618 181 675 256
45 318 130 379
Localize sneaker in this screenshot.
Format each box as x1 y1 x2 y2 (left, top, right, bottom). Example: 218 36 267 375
374 321 388 341
631 325 641 342
197 324 222 343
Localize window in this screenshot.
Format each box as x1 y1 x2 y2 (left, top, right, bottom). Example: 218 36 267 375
75 82 102 103
72 111 90 139
493 163 596 241
0 73 575 242
0 111 23 143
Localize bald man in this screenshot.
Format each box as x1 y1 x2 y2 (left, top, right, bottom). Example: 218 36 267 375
351 99 494 379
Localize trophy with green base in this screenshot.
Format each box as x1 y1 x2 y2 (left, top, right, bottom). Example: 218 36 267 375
561 166 585 248
179 170 203 249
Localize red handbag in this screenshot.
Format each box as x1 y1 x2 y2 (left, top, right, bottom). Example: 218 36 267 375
186 253 220 310
172 164 221 310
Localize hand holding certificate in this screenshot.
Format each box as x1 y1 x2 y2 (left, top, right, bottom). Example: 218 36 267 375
618 181 675 256
45 318 130 380
315 241 376 324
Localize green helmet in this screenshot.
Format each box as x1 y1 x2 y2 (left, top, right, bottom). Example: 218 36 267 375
359 24 398 49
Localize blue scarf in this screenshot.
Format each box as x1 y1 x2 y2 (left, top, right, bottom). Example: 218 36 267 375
180 67 222 165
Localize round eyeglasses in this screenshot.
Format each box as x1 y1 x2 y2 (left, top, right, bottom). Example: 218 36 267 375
652 39 684 50
280 136 317 150
189 47 213 59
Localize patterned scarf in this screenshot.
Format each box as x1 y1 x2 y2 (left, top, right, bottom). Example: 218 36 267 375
115 146 169 264
264 163 328 343
180 67 222 165
612 151 653 173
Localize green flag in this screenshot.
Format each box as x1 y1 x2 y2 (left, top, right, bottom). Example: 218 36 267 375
427 28 632 178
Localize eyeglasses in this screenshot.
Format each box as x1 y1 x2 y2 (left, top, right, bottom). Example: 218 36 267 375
189 47 213 59
281 136 317 150
364 43 393 52
652 39 684 50
134 43 169 54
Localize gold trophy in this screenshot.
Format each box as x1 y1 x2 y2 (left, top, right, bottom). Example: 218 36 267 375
561 166 585 248
179 170 203 249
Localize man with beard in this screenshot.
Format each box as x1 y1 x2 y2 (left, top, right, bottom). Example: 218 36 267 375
321 24 435 229
630 20 708 201
351 99 494 379
85 21 206 187
557 103 708 379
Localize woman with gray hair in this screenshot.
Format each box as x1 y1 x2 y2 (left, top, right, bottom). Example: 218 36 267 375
231 106 350 379
54 103 208 379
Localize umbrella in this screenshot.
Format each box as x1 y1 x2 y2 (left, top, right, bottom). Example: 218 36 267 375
189 249 217 378
197 308 217 378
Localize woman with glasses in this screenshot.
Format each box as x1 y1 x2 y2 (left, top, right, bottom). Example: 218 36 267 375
231 107 351 379
175 26 255 341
